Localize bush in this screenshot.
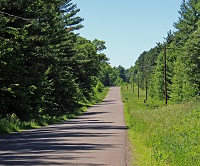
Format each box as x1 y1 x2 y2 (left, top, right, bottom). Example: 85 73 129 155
96 81 104 92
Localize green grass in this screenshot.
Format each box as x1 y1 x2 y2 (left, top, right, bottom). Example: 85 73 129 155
0 87 109 134
122 85 200 166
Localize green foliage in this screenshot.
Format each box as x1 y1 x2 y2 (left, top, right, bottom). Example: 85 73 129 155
122 86 200 166
98 63 117 86
131 0 200 103
95 87 109 103
96 81 104 93
0 113 39 133
0 87 109 134
98 64 129 87
116 65 127 82
0 0 111 126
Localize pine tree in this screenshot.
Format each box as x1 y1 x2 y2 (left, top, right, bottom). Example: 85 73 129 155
0 0 84 120
170 0 200 102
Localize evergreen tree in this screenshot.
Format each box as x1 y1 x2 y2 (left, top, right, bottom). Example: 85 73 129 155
0 0 84 120
170 0 200 102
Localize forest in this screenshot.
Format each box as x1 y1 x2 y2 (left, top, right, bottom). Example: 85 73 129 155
0 0 128 126
126 0 200 103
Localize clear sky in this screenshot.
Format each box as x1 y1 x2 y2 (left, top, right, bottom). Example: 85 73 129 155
72 0 182 69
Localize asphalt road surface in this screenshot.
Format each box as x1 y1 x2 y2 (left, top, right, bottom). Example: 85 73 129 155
0 87 127 166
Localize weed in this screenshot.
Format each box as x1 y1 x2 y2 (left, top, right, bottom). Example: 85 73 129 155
122 85 200 166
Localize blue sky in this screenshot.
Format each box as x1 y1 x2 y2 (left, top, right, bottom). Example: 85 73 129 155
72 0 182 69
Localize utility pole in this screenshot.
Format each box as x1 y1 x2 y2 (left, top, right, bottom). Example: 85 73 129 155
133 80 134 93
144 65 148 101
145 75 148 101
164 46 167 105
138 74 140 99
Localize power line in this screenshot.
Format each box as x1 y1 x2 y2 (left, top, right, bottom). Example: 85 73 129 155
0 10 32 21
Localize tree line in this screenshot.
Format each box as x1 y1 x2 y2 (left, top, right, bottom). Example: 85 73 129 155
128 0 200 103
0 0 126 121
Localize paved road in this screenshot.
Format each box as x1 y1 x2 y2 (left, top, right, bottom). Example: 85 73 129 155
0 87 127 166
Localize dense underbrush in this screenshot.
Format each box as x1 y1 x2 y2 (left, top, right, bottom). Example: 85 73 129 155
0 87 109 134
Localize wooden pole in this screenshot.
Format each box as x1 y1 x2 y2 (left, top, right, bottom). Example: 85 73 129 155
138 74 140 99
146 76 148 101
164 46 167 105
145 66 148 101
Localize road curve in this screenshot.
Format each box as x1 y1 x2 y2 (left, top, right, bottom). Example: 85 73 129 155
0 87 127 166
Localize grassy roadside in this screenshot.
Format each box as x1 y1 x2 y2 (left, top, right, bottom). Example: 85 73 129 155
0 87 109 134
122 85 200 166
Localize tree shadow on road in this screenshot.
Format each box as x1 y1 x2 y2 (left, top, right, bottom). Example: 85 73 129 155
0 111 126 165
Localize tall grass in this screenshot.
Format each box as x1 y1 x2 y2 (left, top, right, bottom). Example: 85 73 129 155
0 87 109 134
122 85 200 166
